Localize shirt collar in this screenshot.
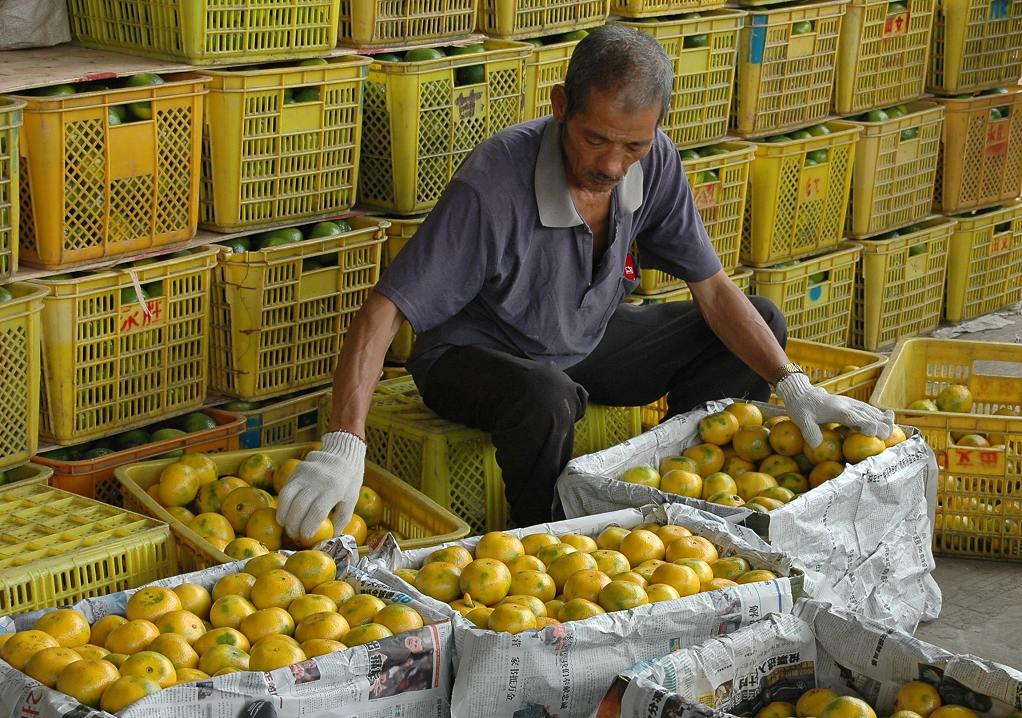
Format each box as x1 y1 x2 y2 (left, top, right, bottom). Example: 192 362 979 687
534 117 645 228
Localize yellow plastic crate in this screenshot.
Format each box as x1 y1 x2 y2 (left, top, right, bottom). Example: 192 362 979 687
210 218 387 402
851 216 955 351
751 242 861 346
944 201 1022 323
870 338 1022 560
198 57 371 232
338 0 477 46
37 249 216 445
2 463 52 489
367 375 640 533
67 0 342 65
358 41 531 214
14 77 207 271
612 0 726 17
0 99 23 282
783 337 887 401
634 267 754 428
928 0 1022 95
741 121 860 267
637 142 754 294
0 483 175 614
846 101 944 238
116 445 470 571
933 88 1022 215
623 11 744 150
477 0 609 39
523 36 580 121
0 283 44 473
732 1 847 138
234 386 333 449
834 0 936 114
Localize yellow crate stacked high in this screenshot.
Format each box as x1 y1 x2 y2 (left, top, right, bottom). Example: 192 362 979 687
0 99 23 282
357 41 531 215
198 57 371 232
622 11 745 150
338 0 478 48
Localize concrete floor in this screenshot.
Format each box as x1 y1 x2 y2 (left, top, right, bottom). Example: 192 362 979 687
890 304 1022 667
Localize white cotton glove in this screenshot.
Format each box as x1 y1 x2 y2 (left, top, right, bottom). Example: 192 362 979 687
276 431 366 542
775 373 895 448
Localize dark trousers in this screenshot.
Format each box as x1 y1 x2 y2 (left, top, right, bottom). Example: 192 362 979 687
417 296 787 527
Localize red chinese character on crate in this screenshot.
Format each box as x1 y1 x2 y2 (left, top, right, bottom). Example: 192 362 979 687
986 121 1009 157
803 176 821 199
692 182 718 210
980 450 1000 466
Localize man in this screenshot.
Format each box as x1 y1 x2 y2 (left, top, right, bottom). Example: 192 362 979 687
277 25 893 540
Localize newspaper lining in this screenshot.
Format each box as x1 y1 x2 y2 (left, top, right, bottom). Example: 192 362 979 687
558 400 941 632
599 599 1022 718
367 503 809 718
0 538 454 718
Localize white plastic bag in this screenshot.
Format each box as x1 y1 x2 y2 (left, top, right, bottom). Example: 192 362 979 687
0 0 70 50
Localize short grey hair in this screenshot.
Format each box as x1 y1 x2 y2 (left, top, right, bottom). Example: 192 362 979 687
563 23 673 120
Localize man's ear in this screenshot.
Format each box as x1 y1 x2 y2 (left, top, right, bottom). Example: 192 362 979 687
551 84 568 122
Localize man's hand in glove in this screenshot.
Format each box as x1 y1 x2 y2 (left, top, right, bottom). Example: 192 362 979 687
776 372 894 448
276 431 366 543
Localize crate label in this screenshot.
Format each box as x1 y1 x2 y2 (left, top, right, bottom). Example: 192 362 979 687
989 0 1010 20
454 87 485 121
806 281 830 305
681 46 711 74
883 11 910 37
119 297 166 333
692 181 720 210
990 231 1013 256
787 35 815 59
947 445 1006 476
906 252 928 281
985 120 1010 157
800 165 830 201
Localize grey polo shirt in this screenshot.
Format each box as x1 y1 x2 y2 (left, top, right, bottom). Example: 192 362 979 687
374 116 721 385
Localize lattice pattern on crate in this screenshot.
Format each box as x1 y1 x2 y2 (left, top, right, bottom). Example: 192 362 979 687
211 226 385 400
929 0 1022 94
946 207 1022 322
478 0 607 39
742 129 857 266
200 78 361 228
751 244 859 346
68 0 338 60
0 108 17 280
630 13 742 150
848 105 943 238
0 323 29 465
40 259 211 442
359 47 526 213
612 0 726 17
337 0 476 45
836 0 934 114
523 40 576 121
638 143 753 294
935 474 1022 559
19 84 202 269
733 4 844 137
935 93 1022 215
852 221 952 350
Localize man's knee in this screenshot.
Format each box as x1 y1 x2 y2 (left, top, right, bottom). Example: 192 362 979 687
748 295 787 347
515 365 588 428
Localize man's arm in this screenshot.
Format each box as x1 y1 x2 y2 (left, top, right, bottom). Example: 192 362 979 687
687 270 789 382
275 289 404 540
687 270 893 446
327 290 406 439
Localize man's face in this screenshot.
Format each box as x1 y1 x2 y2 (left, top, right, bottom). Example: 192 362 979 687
405 635 424 653
552 85 661 194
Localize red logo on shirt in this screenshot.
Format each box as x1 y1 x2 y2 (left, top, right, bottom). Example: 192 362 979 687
623 254 636 281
